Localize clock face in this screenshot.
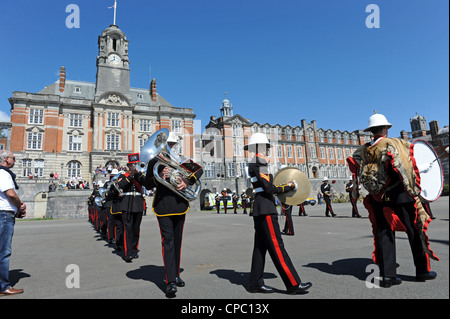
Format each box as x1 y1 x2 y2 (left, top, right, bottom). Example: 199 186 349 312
108 54 121 64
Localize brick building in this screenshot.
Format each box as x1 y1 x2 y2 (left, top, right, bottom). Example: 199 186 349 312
194 97 373 196
5 24 195 182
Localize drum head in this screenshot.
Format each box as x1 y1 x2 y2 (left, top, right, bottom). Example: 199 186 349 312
411 139 444 201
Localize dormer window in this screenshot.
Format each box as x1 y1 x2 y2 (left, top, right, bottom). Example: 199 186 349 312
74 87 81 93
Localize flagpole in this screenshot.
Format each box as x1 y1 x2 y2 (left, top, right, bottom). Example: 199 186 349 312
113 0 117 25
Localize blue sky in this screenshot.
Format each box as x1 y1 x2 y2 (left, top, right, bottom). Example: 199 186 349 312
1 0 448 136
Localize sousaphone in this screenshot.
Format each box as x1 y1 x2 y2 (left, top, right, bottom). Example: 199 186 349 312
273 167 311 205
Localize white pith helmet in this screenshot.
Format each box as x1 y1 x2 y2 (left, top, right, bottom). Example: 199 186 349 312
167 132 179 144
323 177 329 182
364 113 392 132
244 133 271 150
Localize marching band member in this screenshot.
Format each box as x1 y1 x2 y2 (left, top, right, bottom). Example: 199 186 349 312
214 193 221 213
321 177 336 217
281 203 294 235
145 132 203 295
221 188 228 214
232 191 239 214
345 177 361 217
113 154 148 263
245 133 312 294
240 191 248 214
347 113 438 287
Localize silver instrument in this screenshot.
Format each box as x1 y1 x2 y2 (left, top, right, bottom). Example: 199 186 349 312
93 173 123 206
140 128 202 201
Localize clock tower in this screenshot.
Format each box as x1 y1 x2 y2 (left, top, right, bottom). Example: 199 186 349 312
94 24 132 103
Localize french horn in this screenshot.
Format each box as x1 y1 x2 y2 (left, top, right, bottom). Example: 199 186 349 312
273 167 311 206
140 128 202 201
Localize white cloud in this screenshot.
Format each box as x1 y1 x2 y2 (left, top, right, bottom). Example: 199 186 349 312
0 111 10 122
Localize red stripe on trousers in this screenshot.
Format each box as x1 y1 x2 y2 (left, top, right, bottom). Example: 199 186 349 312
265 215 298 286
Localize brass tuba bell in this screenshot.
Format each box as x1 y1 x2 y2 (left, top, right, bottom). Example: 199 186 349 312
140 128 202 201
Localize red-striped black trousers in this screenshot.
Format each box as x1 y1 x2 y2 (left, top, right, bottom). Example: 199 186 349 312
250 214 301 289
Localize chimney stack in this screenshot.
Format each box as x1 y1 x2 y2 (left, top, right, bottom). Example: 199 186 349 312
59 66 66 93
150 78 157 102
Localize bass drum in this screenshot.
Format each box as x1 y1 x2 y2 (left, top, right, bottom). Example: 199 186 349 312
411 139 444 202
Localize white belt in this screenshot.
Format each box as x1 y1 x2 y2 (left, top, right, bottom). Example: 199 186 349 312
122 192 142 196
254 187 263 193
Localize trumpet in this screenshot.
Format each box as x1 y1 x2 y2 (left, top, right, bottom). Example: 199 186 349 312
140 128 202 201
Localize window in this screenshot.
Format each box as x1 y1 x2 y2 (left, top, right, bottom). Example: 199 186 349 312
67 161 81 178
344 134 349 145
29 109 44 124
204 162 214 178
137 93 143 99
337 148 343 160
232 124 242 137
106 133 120 150
74 87 81 93
328 147 334 159
22 159 44 177
320 147 326 159
277 145 282 158
238 163 247 177
172 120 182 133
297 145 303 158
233 140 243 156
140 119 152 132
327 132 333 143
68 135 82 151
319 131 324 143
287 145 293 158
286 129 292 141
352 134 358 145
107 112 120 127
227 163 235 177
309 145 317 158
34 159 44 177
69 114 83 127
22 159 32 177
27 132 42 149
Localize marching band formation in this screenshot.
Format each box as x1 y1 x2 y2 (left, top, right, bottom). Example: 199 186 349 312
86 113 443 297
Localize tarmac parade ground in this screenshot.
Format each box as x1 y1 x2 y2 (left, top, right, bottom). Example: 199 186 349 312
4 197 448 305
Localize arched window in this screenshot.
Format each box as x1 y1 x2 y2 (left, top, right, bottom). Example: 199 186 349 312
67 161 81 178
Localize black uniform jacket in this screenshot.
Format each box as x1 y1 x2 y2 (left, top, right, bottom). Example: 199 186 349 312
321 183 332 198
248 154 293 216
145 158 203 217
112 171 148 214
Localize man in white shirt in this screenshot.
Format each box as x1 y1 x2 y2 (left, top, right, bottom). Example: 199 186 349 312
0 150 26 296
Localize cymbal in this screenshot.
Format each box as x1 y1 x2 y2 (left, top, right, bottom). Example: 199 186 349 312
273 167 311 206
